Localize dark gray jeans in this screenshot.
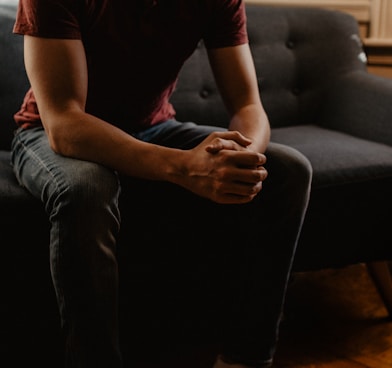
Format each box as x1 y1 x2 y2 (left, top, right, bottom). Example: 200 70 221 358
11 120 312 368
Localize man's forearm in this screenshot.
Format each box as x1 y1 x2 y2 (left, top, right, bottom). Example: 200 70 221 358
228 103 271 153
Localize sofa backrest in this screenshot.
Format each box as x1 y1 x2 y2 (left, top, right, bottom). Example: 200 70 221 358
0 5 29 151
0 4 367 151
170 4 368 128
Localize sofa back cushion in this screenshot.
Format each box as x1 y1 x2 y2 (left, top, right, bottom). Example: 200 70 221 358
0 6 29 151
170 5 368 129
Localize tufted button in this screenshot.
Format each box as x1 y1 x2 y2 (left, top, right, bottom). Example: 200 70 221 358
286 40 295 49
200 89 210 98
292 87 300 95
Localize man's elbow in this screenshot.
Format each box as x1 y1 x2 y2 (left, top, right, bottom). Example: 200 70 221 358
44 123 74 157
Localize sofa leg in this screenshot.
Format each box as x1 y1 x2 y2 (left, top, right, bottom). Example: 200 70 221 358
366 261 392 319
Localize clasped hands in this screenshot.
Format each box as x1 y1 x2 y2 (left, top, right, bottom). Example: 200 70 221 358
183 131 268 204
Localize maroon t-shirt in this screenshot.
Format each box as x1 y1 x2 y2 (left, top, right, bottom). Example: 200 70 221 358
13 0 248 131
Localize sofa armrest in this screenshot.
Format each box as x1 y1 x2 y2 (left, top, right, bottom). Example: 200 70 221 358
319 71 392 147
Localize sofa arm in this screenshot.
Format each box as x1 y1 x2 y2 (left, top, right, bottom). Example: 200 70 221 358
319 70 392 147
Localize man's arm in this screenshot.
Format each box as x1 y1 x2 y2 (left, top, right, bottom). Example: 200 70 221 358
207 43 271 154
23 36 187 181
23 36 266 203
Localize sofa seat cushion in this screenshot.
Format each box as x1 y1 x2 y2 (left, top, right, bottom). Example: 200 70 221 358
271 125 392 270
0 150 56 349
271 124 392 188
0 151 37 204
0 150 49 251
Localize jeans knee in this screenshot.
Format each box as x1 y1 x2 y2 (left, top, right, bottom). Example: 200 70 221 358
48 161 121 226
266 143 312 190
72 164 119 206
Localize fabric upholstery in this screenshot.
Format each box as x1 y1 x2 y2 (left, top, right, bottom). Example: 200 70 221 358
0 8 29 150
170 5 392 270
271 125 392 188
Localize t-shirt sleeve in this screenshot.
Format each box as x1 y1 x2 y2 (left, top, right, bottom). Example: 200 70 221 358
13 0 82 39
203 0 248 49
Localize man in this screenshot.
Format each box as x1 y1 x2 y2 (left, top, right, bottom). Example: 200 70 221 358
11 0 312 367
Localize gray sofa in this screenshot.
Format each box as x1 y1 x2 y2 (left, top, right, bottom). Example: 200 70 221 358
2 2 392 366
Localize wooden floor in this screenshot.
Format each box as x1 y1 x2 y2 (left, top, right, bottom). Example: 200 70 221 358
129 263 392 368
274 264 392 368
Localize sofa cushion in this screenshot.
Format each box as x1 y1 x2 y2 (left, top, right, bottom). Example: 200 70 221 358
246 5 367 129
271 125 392 188
0 151 49 256
0 7 29 151
171 5 367 133
271 125 392 270
0 151 39 205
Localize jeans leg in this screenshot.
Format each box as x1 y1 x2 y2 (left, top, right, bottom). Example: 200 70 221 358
133 119 224 148
214 142 312 367
11 128 123 368
136 122 312 366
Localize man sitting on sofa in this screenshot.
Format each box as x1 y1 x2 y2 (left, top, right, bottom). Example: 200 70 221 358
11 0 312 367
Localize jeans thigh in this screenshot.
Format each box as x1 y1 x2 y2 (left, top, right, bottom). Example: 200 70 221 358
133 119 225 149
11 127 120 209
